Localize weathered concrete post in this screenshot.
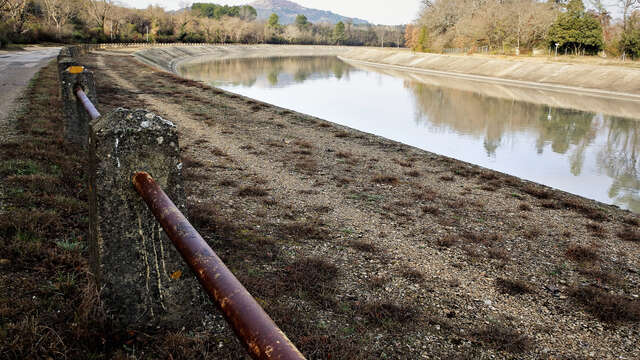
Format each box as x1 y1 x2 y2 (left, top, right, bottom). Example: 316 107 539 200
60 65 97 145
88 108 203 327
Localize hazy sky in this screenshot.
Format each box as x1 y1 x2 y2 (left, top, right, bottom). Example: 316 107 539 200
116 0 423 25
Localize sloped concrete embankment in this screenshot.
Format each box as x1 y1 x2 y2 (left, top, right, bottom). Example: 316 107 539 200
339 48 640 99
134 45 352 73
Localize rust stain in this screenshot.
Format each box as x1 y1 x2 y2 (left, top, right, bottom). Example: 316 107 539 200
170 270 182 279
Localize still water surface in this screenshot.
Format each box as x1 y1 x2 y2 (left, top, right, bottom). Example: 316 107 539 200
178 56 640 213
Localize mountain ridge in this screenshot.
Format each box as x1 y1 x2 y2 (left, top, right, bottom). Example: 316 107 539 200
249 0 370 25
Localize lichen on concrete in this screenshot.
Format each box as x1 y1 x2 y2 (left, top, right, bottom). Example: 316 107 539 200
89 108 205 327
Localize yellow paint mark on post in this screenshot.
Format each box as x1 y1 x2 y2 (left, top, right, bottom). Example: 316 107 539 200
170 270 182 279
66 66 85 74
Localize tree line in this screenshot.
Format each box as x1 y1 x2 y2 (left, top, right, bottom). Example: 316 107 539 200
405 0 640 59
0 0 405 48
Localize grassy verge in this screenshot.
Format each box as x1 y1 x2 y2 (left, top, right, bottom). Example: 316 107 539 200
0 59 239 360
0 62 97 358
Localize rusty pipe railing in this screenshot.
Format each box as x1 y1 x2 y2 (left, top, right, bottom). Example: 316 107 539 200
75 86 101 121
132 172 305 360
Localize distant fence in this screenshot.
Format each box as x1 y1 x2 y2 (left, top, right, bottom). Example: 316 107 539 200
56 45 305 360
93 42 351 51
443 45 489 54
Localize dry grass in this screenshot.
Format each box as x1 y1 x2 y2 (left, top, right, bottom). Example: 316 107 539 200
372 175 399 185
437 234 459 248
356 302 421 328
565 243 600 262
578 265 622 285
210 146 229 157
283 257 338 305
279 221 328 241
559 198 608 222
524 227 542 239
586 223 606 238
400 267 425 282
472 325 534 354
188 202 238 238
464 231 502 244
393 158 413 168
495 278 534 295
218 179 238 187
237 186 269 197
540 200 561 209
294 140 313 149
413 188 437 201
522 184 551 199
295 159 318 173
488 247 509 261
569 286 640 323
348 240 378 253
422 205 441 215
335 151 353 159
623 217 639 226
617 228 640 242
334 176 352 187
368 275 390 288
518 203 532 211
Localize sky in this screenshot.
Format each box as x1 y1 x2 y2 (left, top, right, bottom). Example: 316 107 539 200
116 0 423 25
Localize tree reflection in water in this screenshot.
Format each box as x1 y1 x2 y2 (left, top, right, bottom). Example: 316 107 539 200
407 81 639 212
598 117 639 212
179 56 352 88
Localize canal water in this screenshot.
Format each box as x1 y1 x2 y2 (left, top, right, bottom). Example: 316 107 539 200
177 56 640 213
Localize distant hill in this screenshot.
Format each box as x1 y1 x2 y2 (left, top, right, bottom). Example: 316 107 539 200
249 0 369 25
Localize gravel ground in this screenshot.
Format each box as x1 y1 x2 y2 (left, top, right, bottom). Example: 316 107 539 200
81 50 640 359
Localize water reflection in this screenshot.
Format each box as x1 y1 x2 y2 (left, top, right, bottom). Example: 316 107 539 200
177 56 640 212
178 56 353 88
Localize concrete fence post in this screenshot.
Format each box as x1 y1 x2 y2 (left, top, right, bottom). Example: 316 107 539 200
60 65 97 145
88 108 203 327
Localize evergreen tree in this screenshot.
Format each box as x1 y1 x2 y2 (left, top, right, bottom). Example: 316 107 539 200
620 14 640 59
295 14 310 31
333 21 346 45
547 0 603 55
268 13 279 28
415 26 429 52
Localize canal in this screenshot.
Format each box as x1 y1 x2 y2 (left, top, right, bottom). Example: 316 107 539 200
177 56 640 213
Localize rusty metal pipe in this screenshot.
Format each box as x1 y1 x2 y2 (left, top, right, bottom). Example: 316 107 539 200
132 171 306 360
75 87 101 120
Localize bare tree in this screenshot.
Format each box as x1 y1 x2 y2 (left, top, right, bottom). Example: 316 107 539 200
375 25 387 47
619 0 640 31
4 0 29 33
0 0 11 13
86 0 114 33
43 0 79 38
